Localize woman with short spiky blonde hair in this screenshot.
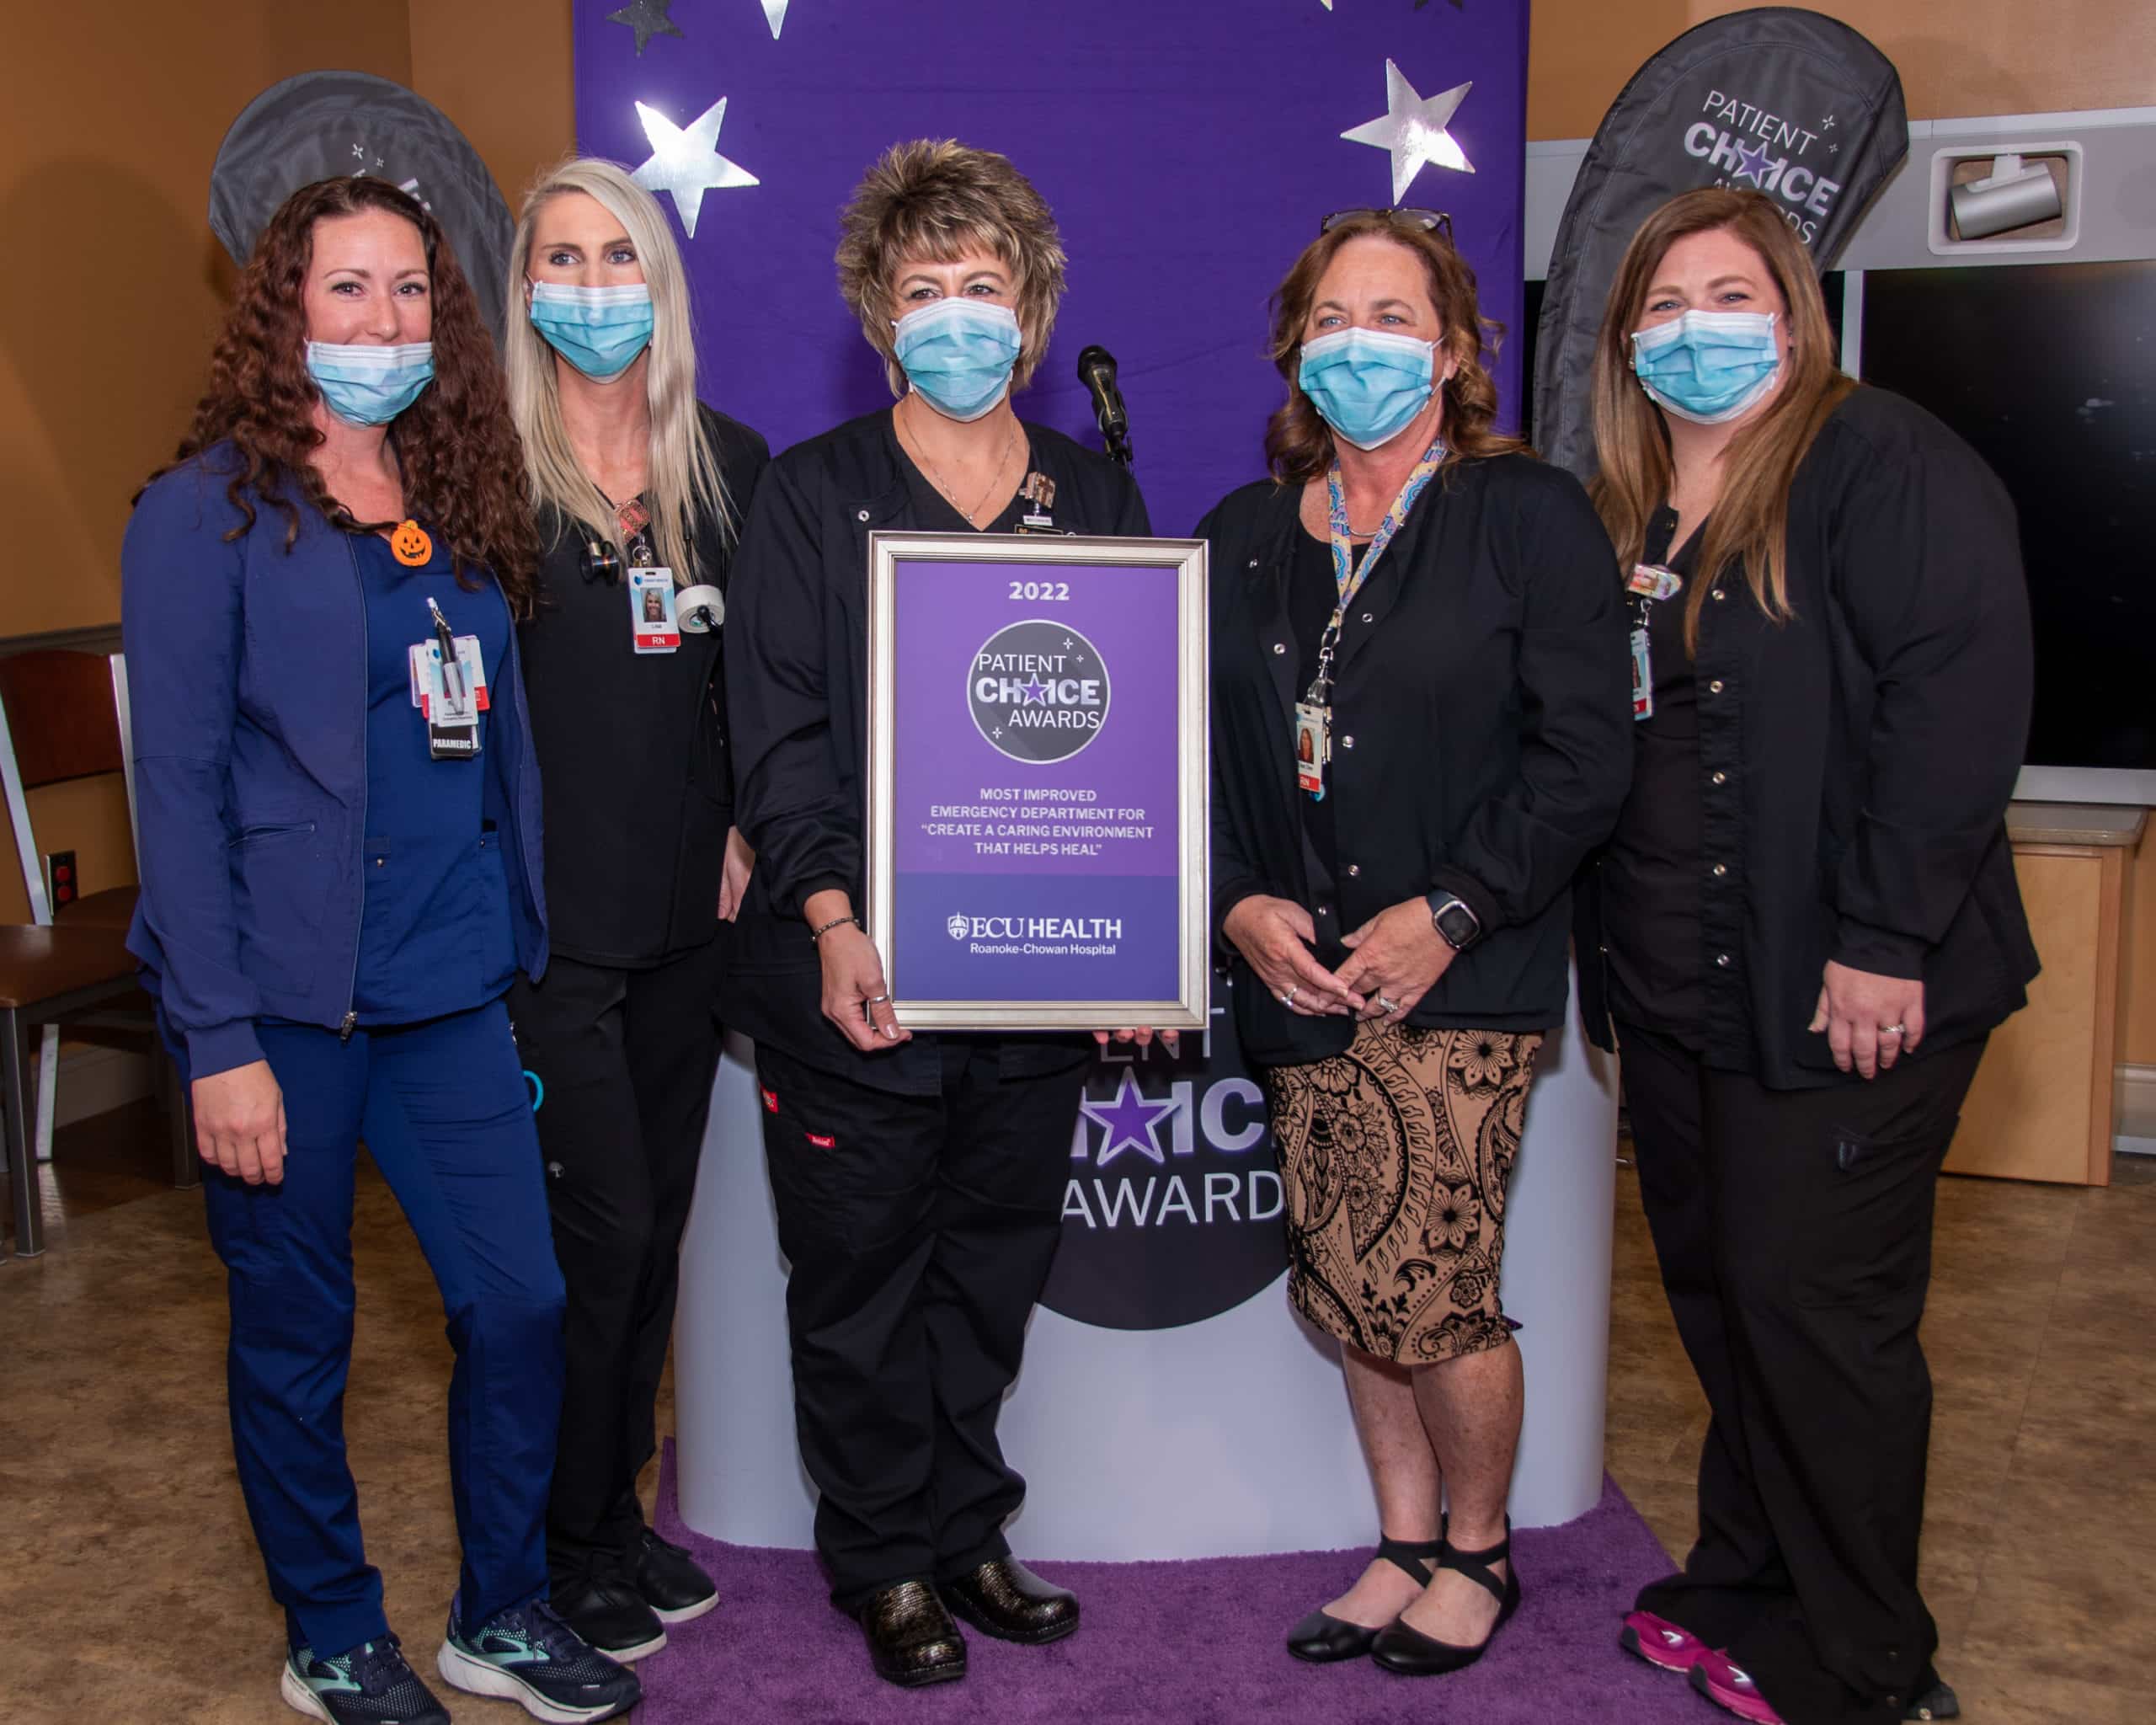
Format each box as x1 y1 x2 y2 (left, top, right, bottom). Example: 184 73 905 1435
725 138 1151 1691
835 138 1068 399
501 154 771 1665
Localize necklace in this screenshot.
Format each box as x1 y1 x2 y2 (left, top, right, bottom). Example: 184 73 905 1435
901 399 1020 527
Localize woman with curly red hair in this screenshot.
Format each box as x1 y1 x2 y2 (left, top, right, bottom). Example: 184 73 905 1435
124 177 638 1725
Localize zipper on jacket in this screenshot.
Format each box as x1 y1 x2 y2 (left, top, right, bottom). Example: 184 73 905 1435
342 536 369 1041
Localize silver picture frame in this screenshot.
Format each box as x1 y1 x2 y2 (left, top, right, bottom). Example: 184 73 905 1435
864 530 1210 1031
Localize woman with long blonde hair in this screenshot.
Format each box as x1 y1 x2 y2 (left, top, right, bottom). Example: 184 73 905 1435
502 156 768 1664
1580 187 2035 1725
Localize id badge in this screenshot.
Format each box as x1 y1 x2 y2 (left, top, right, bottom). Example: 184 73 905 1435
628 567 680 654
1626 563 1683 601
407 638 492 715
408 643 480 759
1630 625 1654 722
1293 701 1330 797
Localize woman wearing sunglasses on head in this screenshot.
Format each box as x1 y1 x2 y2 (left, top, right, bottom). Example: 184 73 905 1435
502 157 769 1665
1203 207 1632 1679
1581 186 2034 1725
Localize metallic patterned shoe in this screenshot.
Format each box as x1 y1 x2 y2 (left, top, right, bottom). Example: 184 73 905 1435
1689 1649 1786 1724
1619 1608 1710 1674
854 1580 968 1687
940 1558 1080 1646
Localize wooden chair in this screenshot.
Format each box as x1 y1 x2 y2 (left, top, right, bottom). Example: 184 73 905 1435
0 649 195 1258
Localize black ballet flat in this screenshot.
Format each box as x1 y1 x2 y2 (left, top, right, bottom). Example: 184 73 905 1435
1369 1520 1521 1677
1285 1531 1447 1664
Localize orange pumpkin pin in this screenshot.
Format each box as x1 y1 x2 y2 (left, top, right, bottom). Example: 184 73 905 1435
390 520 433 567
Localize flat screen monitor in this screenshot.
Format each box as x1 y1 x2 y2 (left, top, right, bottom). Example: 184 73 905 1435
1859 261 2156 803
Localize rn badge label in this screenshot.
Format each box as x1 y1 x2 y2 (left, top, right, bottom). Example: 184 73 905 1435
969 619 1110 763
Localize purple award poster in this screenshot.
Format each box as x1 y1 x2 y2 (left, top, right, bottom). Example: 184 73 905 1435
868 535 1209 1028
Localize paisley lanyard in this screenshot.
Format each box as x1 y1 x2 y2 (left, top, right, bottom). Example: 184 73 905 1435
1305 439 1446 710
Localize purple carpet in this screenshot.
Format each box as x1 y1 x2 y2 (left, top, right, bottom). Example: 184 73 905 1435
638 1445 1694 1723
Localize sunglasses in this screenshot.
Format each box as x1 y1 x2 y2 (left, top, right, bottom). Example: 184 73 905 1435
1321 207 1454 240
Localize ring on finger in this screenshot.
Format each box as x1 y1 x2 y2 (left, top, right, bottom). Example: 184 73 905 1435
866 994 891 1007
1377 994 1401 1016
1878 1022 1904 1036
1284 984 1300 1006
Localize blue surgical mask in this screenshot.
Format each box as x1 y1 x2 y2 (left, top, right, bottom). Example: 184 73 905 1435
305 340 435 426
1630 310 1783 425
528 280 655 380
1297 327 1438 451
892 299 1022 423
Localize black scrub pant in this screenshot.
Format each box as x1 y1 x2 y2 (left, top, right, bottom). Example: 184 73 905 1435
508 937 728 1587
1616 1020 1988 1725
753 1037 1080 1610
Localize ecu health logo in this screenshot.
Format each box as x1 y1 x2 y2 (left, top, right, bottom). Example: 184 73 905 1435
969 618 1110 765
947 913 969 940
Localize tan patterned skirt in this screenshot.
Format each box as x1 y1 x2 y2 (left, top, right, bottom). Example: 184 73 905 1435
1264 1021 1542 1365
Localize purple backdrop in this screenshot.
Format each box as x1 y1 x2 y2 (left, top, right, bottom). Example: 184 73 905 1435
571 0 1530 540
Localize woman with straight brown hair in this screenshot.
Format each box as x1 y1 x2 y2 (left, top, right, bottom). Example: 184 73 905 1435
1579 187 2036 1725
1205 209 1631 1677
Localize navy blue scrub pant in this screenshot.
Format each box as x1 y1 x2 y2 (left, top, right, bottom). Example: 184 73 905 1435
195 1001 566 1660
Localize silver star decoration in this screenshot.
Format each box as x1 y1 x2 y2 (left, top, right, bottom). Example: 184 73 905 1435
1342 61 1475 201
761 0 789 36
608 0 685 55
630 98 760 239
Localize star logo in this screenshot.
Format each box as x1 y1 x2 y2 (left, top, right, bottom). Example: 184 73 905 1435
1342 61 1476 201
1081 1069 1179 1167
606 0 685 55
630 97 760 239
1822 113 1838 131
1021 676 1049 704
1732 140 1773 186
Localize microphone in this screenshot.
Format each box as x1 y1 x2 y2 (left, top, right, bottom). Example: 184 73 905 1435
1076 344 1133 467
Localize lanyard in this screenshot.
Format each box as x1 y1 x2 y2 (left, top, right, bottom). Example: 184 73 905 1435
1305 440 1446 707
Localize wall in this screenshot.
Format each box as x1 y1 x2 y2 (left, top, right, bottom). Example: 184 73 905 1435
1527 0 2156 138
0 0 574 927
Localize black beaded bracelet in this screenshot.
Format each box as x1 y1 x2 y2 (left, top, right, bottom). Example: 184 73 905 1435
810 913 862 943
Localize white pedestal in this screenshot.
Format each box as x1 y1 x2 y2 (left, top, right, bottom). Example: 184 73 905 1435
673 980 1618 1557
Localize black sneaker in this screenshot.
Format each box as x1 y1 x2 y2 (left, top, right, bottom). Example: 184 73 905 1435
280 1635 451 1724
631 1525 720 1625
436 1595 642 1722
552 1569 669 1661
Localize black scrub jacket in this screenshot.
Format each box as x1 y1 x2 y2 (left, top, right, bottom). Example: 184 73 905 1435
723 408 1150 1097
1205 451 1636 1069
1575 385 2041 1089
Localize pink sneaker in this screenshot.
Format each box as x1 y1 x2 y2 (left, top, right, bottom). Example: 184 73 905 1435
1690 1648 1786 1724
1619 1609 1708 1673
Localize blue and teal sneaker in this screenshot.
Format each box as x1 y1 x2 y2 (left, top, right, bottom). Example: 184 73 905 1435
435 1595 641 1722
280 1634 450 1723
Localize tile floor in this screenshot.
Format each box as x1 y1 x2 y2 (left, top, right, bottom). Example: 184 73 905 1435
3 1108 2148 1722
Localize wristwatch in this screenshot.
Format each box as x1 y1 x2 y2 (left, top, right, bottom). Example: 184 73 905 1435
1426 891 1481 951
